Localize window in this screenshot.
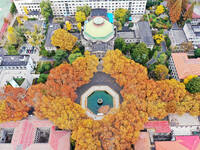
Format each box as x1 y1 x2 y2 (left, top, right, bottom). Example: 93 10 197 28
34 128 50 143
0 128 14 143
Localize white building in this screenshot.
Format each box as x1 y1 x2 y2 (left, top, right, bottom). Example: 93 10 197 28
183 22 200 47
14 0 147 17
0 55 36 89
169 113 200 136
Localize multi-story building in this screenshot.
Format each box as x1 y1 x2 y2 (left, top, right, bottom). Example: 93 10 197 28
168 53 200 81
183 22 200 47
0 116 70 150
14 0 147 17
0 54 36 88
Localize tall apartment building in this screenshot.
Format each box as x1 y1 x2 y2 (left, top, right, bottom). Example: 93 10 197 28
14 0 147 17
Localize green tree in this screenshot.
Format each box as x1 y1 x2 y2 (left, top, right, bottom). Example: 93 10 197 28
53 50 68 66
114 38 126 54
37 74 49 83
40 0 53 22
114 8 130 25
165 34 171 49
68 53 83 64
77 5 91 17
157 53 167 64
10 2 17 15
194 48 200 58
130 43 150 65
38 62 52 73
153 64 169 80
186 77 200 93
5 44 18 55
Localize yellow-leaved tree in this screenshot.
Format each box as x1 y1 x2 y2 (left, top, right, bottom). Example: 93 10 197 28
51 28 78 50
184 75 198 84
65 21 72 31
155 5 165 15
153 34 164 44
77 22 82 32
34 96 87 130
7 26 17 44
75 11 86 23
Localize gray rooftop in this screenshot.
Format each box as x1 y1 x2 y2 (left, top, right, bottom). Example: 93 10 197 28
137 21 154 46
45 23 60 48
170 29 187 45
117 31 136 39
24 20 44 32
71 32 81 40
91 9 107 17
75 72 123 104
28 11 40 16
92 43 109 51
0 55 30 66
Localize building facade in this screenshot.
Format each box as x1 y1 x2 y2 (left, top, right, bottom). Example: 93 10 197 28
14 0 147 17
183 22 200 47
0 55 36 88
169 53 200 81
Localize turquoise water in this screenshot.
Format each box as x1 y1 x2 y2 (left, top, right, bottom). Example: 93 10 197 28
87 91 113 114
107 13 113 23
0 0 11 29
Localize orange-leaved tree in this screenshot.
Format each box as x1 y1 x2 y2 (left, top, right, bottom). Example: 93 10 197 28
0 86 30 122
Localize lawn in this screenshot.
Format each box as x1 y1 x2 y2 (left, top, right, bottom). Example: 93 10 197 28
14 78 25 86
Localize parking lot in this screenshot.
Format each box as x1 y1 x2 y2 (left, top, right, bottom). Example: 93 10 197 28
19 44 37 55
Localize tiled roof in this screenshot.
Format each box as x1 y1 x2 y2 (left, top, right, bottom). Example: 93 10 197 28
171 53 200 79
134 132 151 150
144 121 171 133
137 21 154 46
0 116 70 150
91 9 107 17
0 55 30 66
155 136 200 150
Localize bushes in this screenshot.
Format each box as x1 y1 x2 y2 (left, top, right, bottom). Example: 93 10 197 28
186 77 200 93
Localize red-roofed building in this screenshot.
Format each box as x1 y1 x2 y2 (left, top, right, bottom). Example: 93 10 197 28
144 121 171 133
155 136 200 150
0 116 70 150
134 132 151 150
143 121 172 146
169 53 200 81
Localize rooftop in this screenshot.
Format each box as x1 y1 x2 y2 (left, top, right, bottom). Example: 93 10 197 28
171 53 200 79
134 132 151 150
0 55 30 66
92 43 109 51
169 113 200 126
45 23 60 48
155 136 200 150
117 30 136 39
0 116 70 150
170 28 187 45
91 9 107 17
28 11 40 16
137 21 154 46
144 121 171 133
83 17 114 42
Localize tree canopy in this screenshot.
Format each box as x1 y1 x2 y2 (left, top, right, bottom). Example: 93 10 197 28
51 29 78 50
186 77 200 93
130 43 150 65
77 5 91 17
75 11 86 23
40 0 53 22
114 8 130 25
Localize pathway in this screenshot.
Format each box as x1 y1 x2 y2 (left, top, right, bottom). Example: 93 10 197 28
146 41 168 66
